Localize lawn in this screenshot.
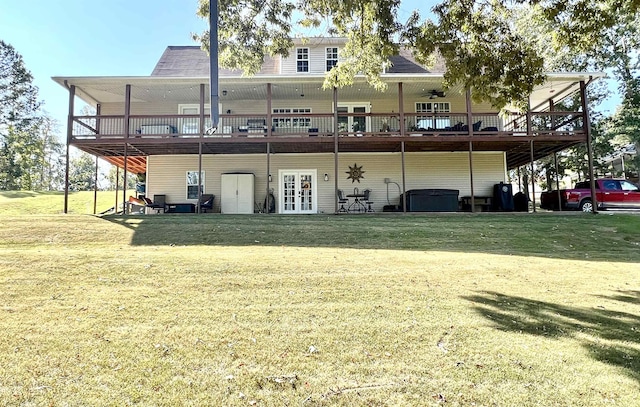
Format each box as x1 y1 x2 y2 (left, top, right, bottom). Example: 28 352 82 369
1 201 639 405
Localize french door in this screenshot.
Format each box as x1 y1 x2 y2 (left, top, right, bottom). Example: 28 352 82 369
279 170 317 214
337 103 370 134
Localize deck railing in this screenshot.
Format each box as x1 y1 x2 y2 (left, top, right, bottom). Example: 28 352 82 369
71 111 585 140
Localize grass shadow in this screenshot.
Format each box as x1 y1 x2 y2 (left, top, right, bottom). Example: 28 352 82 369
464 291 640 383
99 212 640 262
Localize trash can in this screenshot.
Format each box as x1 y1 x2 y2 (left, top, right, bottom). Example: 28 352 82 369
493 183 514 211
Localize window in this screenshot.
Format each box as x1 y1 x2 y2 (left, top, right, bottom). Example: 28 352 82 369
415 102 450 130
297 48 309 72
186 171 204 199
326 47 338 71
620 180 639 191
272 108 312 128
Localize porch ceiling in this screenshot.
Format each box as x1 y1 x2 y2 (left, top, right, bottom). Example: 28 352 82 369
53 72 605 110
72 136 583 172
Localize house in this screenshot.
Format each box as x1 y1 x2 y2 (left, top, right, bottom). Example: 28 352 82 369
53 37 604 214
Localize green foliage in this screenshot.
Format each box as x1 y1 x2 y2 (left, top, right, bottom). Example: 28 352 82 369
194 0 639 110
68 152 97 192
0 41 64 191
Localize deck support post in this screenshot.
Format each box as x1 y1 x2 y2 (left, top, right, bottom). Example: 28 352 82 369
398 82 405 136
123 143 128 214
526 97 536 212
199 84 205 134
529 140 536 213
466 89 475 212
197 141 203 213
115 166 120 214
63 84 75 214
554 152 561 211
122 84 131 214
549 99 562 211
266 142 271 214
266 83 272 214
401 141 406 213
93 155 99 214
93 103 101 215
468 141 475 212
581 80 598 214
333 87 339 214
399 82 406 213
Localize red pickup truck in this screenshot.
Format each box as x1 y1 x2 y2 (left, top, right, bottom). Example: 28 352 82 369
540 178 640 212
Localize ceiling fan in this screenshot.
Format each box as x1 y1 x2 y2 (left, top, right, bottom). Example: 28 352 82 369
426 89 446 99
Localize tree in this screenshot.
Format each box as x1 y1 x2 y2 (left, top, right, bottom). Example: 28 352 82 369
0 41 64 191
68 152 97 192
193 0 639 109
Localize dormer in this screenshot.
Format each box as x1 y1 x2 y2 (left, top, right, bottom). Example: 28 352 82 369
279 37 347 75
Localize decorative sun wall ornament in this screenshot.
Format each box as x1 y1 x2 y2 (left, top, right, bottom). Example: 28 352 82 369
346 163 365 183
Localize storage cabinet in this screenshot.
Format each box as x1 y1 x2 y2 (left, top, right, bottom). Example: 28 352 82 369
221 173 255 214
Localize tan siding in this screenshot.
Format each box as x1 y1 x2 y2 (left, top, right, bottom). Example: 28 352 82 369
281 46 338 75
147 152 505 213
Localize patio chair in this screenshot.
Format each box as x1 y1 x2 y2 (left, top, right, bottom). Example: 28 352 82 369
199 194 215 213
363 189 374 212
337 189 349 213
146 194 167 214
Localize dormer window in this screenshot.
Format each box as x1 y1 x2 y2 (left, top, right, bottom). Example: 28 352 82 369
326 47 338 71
297 48 309 72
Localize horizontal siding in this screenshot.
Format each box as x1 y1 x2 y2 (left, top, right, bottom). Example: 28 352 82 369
147 152 506 213
281 46 338 75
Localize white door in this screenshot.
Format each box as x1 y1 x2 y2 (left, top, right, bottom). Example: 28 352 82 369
279 170 317 214
337 103 370 134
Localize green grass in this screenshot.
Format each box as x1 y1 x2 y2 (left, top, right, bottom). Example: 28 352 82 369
0 190 135 215
1 196 640 405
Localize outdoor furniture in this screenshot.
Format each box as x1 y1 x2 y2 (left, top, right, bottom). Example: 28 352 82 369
146 194 167 214
402 189 459 212
337 189 349 212
363 189 374 212
199 194 215 213
166 203 195 213
347 187 367 213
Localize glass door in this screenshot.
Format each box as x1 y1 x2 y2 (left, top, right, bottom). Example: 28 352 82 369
337 103 370 134
279 170 317 214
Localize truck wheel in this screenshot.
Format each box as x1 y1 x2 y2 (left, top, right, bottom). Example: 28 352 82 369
580 199 593 213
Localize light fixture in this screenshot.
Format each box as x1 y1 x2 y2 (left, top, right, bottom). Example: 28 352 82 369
268 174 272 182
222 90 227 96
324 173 329 182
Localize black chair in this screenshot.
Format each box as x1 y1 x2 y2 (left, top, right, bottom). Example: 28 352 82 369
363 189 374 212
337 189 349 213
199 194 215 213
146 194 167 214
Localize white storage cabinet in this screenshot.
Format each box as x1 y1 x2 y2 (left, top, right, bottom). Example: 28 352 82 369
221 173 255 214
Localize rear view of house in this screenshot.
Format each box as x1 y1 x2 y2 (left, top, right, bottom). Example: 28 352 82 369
54 37 602 214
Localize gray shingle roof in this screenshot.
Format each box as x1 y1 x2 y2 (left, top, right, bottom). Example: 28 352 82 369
151 46 279 76
150 45 441 77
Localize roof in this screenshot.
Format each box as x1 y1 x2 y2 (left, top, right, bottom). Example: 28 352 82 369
150 44 438 77
151 46 281 77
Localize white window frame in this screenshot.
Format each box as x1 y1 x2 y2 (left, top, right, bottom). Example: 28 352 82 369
326 47 338 71
415 102 450 130
296 48 309 72
178 103 225 134
272 107 312 128
186 170 204 200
